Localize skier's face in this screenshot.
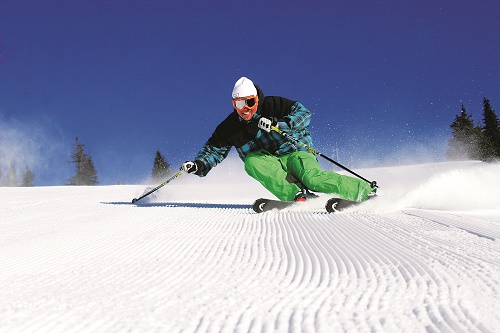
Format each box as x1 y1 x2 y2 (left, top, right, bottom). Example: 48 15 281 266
233 96 259 121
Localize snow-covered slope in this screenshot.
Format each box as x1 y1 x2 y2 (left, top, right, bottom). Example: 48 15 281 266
1 161 499 332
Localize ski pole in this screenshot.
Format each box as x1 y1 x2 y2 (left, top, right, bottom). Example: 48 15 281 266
271 125 378 188
132 170 184 204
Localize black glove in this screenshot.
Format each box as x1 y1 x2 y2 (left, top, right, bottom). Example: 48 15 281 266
180 160 205 174
258 117 278 132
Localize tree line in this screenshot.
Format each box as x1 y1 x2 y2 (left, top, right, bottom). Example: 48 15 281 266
0 162 35 187
1 136 170 187
66 137 170 186
447 98 500 161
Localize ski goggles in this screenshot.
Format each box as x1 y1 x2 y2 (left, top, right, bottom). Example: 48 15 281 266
232 95 258 110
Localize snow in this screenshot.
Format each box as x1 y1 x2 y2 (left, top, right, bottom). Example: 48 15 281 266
0 160 499 332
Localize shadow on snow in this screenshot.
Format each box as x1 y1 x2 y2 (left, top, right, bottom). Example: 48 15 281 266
102 201 252 209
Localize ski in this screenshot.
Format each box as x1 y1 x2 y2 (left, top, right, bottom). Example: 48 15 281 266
252 198 296 213
324 197 361 213
252 197 370 213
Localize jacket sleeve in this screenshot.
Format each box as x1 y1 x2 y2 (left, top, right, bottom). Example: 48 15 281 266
194 141 231 177
278 102 311 132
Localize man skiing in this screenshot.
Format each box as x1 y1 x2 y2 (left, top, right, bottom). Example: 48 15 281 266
181 77 376 202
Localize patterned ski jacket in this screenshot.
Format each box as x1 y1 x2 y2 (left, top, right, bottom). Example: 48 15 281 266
194 84 313 176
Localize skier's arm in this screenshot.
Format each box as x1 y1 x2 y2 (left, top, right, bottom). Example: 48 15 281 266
259 102 311 133
279 102 311 132
191 141 231 177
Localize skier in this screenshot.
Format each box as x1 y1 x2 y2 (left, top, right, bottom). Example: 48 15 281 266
181 77 376 202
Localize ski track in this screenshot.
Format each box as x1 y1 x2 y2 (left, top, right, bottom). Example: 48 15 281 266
0 186 499 332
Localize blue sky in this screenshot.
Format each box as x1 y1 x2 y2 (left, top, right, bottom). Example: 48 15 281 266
1 0 499 185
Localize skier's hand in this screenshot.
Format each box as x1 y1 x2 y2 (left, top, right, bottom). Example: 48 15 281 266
258 117 278 132
181 161 198 174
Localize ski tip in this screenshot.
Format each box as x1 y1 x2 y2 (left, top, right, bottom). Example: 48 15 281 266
325 198 339 213
252 198 267 213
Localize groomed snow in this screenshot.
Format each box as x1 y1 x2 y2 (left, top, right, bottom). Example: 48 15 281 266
1 160 499 332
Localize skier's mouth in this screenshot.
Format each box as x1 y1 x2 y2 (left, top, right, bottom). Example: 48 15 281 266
237 106 256 121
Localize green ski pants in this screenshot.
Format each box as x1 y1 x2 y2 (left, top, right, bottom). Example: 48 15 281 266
244 150 373 202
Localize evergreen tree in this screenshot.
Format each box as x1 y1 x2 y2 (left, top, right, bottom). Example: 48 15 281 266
446 105 483 160
481 98 500 159
151 150 170 182
68 137 99 185
8 161 19 187
82 155 99 185
21 166 35 187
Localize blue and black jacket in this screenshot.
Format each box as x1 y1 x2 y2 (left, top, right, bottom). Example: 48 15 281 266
194 84 313 176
